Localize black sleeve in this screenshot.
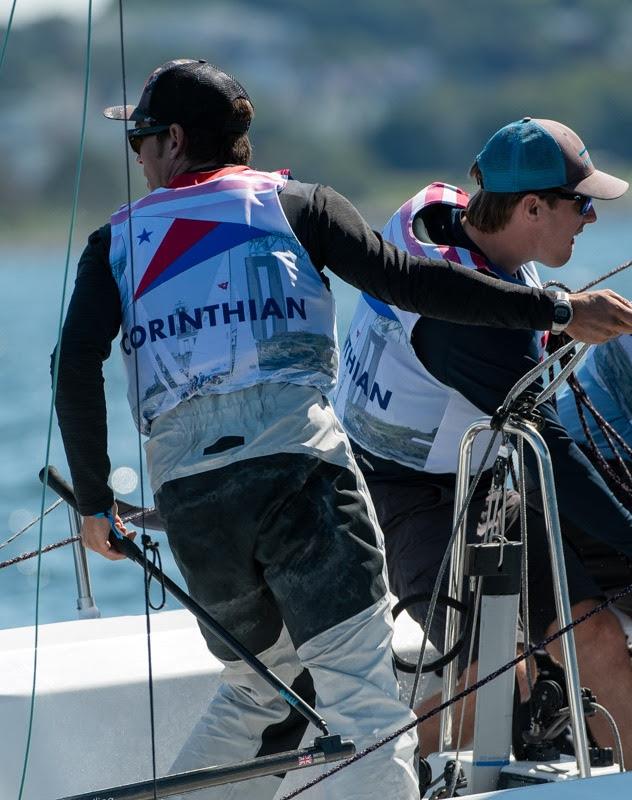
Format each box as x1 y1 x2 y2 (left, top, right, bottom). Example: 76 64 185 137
413 317 632 556
279 182 556 330
53 224 120 515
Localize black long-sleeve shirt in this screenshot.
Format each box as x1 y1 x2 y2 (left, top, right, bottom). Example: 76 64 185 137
358 207 632 556
413 317 632 555
54 178 557 515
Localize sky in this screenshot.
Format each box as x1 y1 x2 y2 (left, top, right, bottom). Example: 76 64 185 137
5 0 110 26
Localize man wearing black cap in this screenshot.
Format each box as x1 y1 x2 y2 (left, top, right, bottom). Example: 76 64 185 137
334 117 632 765
55 66 632 799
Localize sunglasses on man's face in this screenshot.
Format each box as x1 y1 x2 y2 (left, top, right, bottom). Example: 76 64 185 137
546 190 593 216
127 124 171 155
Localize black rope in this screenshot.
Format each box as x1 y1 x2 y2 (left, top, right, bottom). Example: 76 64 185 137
542 258 632 294
142 534 166 611
546 331 632 505
279 580 632 799
578 258 632 292
0 536 80 570
141 535 162 800
0 499 63 550
392 593 472 674
408 430 499 710
0 500 160 570
568 375 632 501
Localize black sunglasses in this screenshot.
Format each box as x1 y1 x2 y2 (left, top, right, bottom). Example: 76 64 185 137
542 190 593 216
127 124 171 155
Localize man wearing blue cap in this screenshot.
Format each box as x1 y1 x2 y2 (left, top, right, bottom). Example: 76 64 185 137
334 117 632 764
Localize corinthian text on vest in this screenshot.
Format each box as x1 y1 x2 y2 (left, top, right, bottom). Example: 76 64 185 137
121 296 308 355
342 337 393 410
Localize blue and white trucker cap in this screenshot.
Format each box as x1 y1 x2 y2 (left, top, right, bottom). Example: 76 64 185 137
476 117 628 199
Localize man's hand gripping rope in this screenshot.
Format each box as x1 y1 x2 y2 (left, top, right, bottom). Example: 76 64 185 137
81 505 136 560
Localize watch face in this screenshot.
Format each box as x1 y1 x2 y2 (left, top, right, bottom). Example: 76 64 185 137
554 304 572 325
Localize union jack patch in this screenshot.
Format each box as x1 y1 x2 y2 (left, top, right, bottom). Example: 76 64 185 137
297 754 314 767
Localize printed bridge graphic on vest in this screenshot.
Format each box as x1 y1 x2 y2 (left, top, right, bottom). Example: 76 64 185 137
121 296 308 353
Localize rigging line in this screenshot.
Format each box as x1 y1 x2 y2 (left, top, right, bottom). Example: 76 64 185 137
0 535 80 570
280 579 632 800
591 703 626 772
408 430 499 712
498 338 585 417
543 257 632 294
1 499 164 568
578 258 632 292
141 537 163 800
17 3 94 799
533 343 590 408
569 374 632 486
516 439 535 702
116 3 156 796
453 573 483 787
571 380 632 503
0 0 17 74
0 498 63 550
452 500 502 785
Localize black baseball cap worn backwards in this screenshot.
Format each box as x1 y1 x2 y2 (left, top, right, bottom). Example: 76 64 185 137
103 59 253 134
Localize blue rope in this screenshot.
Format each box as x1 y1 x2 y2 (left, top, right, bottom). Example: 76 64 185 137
0 0 18 75
116 2 157 796
17 2 94 797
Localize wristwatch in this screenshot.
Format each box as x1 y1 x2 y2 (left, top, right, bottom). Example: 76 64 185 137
551 291 573 335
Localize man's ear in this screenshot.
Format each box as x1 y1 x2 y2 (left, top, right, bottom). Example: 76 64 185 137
168 123 186 158
521 193 541 222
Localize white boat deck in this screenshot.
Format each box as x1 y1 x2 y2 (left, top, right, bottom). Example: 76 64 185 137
0 607 436 799
1 608 630 799
1 611 221 799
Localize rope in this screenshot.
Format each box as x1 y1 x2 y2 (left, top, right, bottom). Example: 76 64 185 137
0 536 80 570
279 581 632 799
544 326 632 508
578 258 632 292
516 439 535 701
570 374 632 505
407 430 499 711
141 536 165 800
543 257 632 294
0 502 160 570
17 3 94 798
592 703 626 772
116 3 156 794
495 339 582 421
0 0 17 74
0 499 63 550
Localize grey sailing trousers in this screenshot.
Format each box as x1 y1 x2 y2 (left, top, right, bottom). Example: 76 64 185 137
156 451 419 800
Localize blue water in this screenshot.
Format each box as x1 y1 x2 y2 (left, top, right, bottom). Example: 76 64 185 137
2 214 632 631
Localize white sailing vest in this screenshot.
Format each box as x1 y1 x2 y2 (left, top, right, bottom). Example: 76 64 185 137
333 182 545 474
110 168 337 434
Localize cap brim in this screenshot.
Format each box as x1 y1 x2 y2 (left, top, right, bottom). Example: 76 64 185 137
103 104 138 121
567 169 629 200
